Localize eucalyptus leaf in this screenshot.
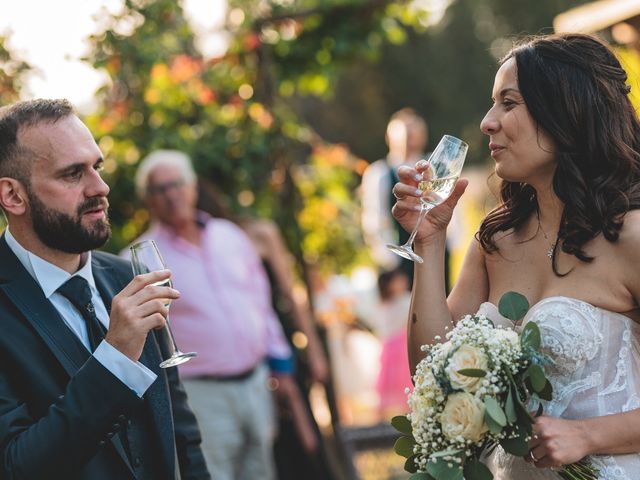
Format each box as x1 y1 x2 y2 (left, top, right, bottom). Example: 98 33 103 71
505 388 517 424
457 368 487 378
463 457 494 480
426 457 464 480
514 401 534 431
394 436 416 458
409 474 435 480
484 412 503 434
510 384 534 429
484 397 507 427
392 415 413 435
528 364 546 392
498 291 529 321
521 322 541 350
524 376 534 396
509 383 527 411
534 402 544 417
405 454 419 473
500 434 529 457
500 423 529 456
538 379 553 401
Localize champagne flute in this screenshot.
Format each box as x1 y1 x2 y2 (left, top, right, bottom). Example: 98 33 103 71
387 134 468 263
130 239 197 368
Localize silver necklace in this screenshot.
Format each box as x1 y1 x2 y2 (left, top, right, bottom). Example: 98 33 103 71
536 213 556 260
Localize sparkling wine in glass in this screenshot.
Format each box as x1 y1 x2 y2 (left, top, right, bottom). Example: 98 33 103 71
387 134 468 263
130 239 197 368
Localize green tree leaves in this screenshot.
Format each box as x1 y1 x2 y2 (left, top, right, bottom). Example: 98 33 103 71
82 0 429 275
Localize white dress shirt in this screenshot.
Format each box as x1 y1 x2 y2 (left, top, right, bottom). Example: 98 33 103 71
5 227 156 397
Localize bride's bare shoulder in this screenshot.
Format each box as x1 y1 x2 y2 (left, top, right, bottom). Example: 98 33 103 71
616 210 640 302
612 210 640 269
617 210 640 245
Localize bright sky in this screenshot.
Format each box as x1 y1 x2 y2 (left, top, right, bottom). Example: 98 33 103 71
0 0 228 113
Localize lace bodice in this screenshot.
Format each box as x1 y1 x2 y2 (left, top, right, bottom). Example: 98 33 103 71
477 296 640 479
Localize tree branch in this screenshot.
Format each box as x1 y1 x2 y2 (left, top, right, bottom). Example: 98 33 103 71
253 0 398 28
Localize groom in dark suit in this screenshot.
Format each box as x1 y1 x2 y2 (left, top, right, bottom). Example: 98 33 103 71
0 98 210 479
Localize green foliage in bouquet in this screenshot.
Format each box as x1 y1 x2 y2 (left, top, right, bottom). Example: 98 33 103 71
391 291 598 480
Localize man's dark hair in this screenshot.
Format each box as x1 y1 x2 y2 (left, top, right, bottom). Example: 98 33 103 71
0 98 74 185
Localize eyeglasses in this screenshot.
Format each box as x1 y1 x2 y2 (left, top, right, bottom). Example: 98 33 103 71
146 179 186 196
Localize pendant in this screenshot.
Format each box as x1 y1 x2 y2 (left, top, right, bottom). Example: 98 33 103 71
547 244 555 259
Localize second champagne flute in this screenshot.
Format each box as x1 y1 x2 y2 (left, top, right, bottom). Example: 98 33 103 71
130 239 197 368
387 134 468 263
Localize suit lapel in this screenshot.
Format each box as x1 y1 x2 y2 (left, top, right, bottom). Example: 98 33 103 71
0 236 89 377
92 260 118 316
92 254 177 477
0 239 140 477
140 333 177 476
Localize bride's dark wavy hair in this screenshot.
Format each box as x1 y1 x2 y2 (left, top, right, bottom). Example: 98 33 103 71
477 33 640 275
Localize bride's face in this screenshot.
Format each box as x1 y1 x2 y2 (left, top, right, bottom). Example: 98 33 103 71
480 58 556 185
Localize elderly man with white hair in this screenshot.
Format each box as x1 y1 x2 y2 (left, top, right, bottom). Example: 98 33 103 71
123 150 294 480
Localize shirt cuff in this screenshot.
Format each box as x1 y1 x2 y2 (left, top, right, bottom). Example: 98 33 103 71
93 341 157 397
267 355 295 374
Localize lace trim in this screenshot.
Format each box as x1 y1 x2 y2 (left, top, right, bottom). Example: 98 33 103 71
601 328 631 397
622 394 640 413
590 455 632 480
528 303 605 415
551 372 602 403
533 306 603 374
490 449 634 480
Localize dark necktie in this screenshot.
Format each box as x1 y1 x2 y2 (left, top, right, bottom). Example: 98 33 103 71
57 276 106 352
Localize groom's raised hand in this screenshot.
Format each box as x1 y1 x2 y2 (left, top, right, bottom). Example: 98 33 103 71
106 270 180 361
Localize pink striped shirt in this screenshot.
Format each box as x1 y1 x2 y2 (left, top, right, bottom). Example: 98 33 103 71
124 214 292 378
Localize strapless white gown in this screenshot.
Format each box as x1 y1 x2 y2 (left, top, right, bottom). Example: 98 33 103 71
477 296 640 479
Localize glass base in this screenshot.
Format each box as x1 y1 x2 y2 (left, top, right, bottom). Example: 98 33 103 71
386 243 424 263
160 351 198 369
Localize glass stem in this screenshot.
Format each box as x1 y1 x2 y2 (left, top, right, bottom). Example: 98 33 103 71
404 203 429 247
164 315 180 355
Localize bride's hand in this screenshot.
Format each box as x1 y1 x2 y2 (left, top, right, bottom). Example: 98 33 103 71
391 161 468 245
525 416 590 469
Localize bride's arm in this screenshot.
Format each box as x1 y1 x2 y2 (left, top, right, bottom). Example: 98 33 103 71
409 236 489 373
527 410 640 469
578 411 640 455
392 164 488 373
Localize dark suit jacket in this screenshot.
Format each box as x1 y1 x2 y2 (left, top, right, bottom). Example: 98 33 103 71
0 235 210 480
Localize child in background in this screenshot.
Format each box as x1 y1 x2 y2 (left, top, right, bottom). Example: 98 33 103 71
369 268 413 419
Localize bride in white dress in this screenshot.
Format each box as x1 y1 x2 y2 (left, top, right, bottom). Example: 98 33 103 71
390 33 640 479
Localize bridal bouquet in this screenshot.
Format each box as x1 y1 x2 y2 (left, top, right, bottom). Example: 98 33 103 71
392 292 598 480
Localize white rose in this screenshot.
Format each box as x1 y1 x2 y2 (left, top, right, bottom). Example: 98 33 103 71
440 392 488 443
446 344 488 393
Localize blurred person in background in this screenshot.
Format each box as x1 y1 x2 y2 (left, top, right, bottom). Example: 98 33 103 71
197 181 338 480
367 267 413 420
0 99 209 479
126 150 296 480
361 108 451 289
